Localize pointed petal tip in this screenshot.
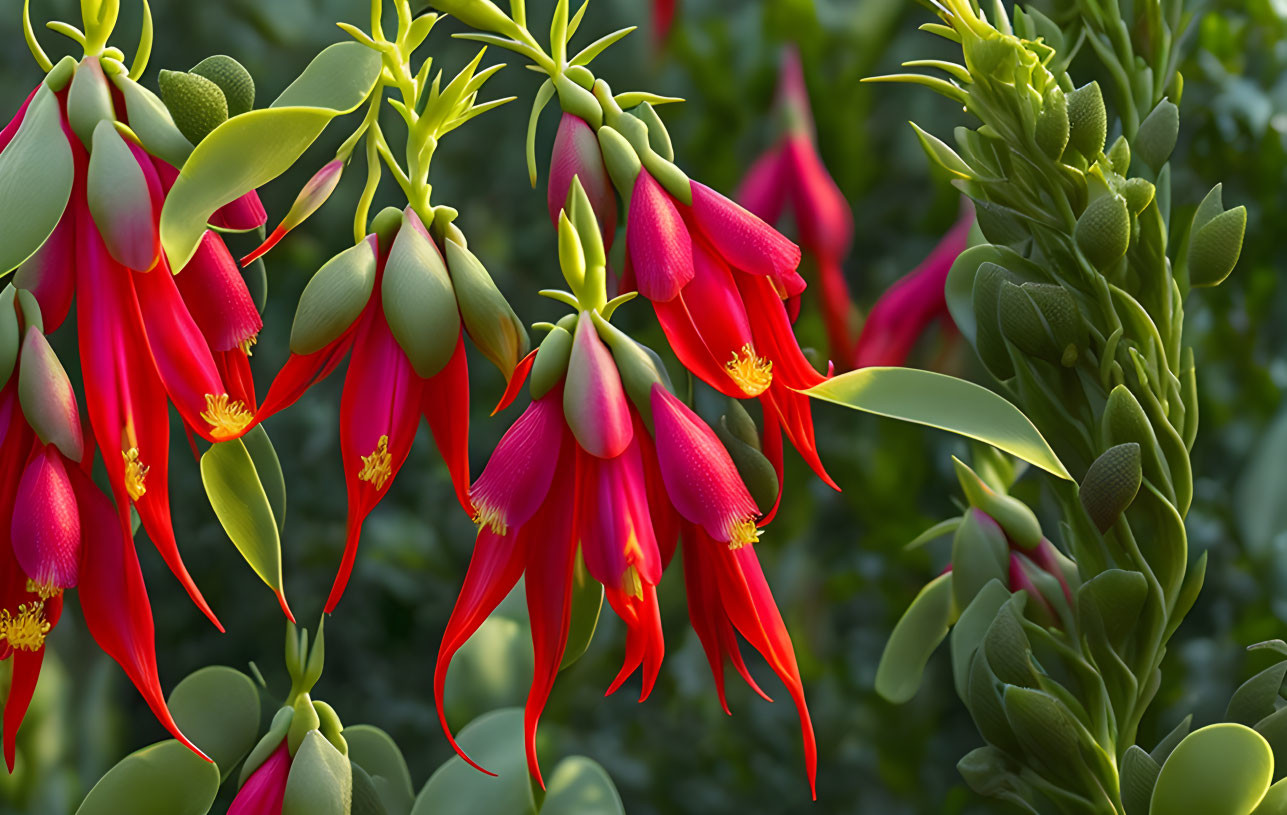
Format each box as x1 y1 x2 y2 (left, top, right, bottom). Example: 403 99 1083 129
239 225 287 266
276 590 296 623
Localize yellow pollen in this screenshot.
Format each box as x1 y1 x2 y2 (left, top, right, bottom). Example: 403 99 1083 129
24 580 60 601
725 344 773 397
239 334 259 356
123 447 149 501
201 393 253 439
622 565 643 600
358 435 393 490
726 517 761 551
471 502 508 536
0 602 51 651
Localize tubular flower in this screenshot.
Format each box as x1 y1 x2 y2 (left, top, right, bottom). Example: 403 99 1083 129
853 211 972 369
0 320 199 769
738 46 857 366
257 206 527 613
0 55 269 632
435 289 816 793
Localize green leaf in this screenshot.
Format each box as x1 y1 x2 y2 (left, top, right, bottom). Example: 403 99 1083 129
443 614 533 731
1121 745 1161 815
1253 777 1287 815
352 762 391 815
806 367 1072 480
167 666 261 780
344 725 415 815
560 554 603 671
0 84 74 274
200 437 288 612
1151 724 1274 815
414 708 538 815
950 579 1011 700
876 572 955 704
542 756 625 815
1229 662 1287 728
160 42 382 269
283 730 353 815
241 425 287 536
75 740 220 815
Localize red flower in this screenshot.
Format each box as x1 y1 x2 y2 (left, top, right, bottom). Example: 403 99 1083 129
548 114 617 250
853 212 971 368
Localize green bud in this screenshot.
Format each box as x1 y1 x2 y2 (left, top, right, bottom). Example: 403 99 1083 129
566 177 606 270
954 458 1043 549
974 201 1029 247
67 57 115 149
1134 100 1179 171
721 398 761 450
985 601 1040 687
427 0 526 40
1120 177 1156 214
563 64 595 89
971 262 1017 378
0 288 17 390
313 700 348 756
951 509 1010 612
633 101 674 162
190 55 255 117
967 651 1022 755
1107 135 1131 176
1003 686 1087 785
17 327 83 462
715 409 779 515
1067 81 1107 158
1103 384 1171 497
444 238 529 383
591 312 672 426
14 289 42 334
597 126 642 200
287 693 322 755
530 323 574 400
45 55 77 93
1075 194 1130 268
239 706 295 787
158 69 229 144
370 206 404 246
1188 199 1246 288
1035 86 1069 159
290 238 378 355
283 730 353 815
999 281 1086 366
87 120 159 272
382 209 461 379
109 72 194 168
964 35 1016 79
1080 442 1142 533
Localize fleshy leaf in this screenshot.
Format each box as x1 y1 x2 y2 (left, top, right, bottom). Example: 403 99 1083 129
1151 724 1274 815
0 84 74 274
541 756 625 815
283 730 353 815
160 42 382 269
168 666 261 780
806 367 1071 480
344 725 416 815
75 740 220 815
414 708 537 815
875 571 955 704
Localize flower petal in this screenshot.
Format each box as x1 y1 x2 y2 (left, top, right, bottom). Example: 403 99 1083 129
689 181 801 286
423 332 474 515
627 172 693 302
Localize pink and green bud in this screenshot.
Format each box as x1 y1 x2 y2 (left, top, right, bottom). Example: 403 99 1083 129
242 160 343 264
953 458 1043 549
444 237 530 384
86 121 160 272
17 327 83 462
650 384 759 548
228 741 290 815
591 312 673 429
627 171 693 302
11 443 81 594
564 313 633 459
381 208 460 378
289 237 378 356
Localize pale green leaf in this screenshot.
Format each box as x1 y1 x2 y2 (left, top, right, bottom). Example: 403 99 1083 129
0 84 73 274
200 437 288 609
876 572 955 704
542 756 625 815
168 666 261 781
414 708 537 815
1151 724 1274 815
75 740 220 815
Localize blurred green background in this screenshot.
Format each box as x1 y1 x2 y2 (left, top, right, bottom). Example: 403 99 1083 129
1 0 1286 812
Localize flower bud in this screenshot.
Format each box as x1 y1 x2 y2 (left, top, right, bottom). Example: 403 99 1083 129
158 68 229 144
592 312 673 427
553 73 603 129
238 706 294 787
45 55 77 93
999 281 1085 366
86 121 160 272
1075 194 1130 269
289 237 377 355
17 327 83 462
1107 135 1131 176
1080 442 1142 533
984 602 1038 687
971 261 1018 378
548 114 617 247
444 238 529 383
382 208 461 378
564 313 633 458
634 102 674 161
1120 178 1155 214
1009 553 1062 629
12 444 81 593
954 458 1042 549
1103 384 1171 496
0 287 18 390
1066 81 1106 158
312 700 347 755
67 57 115 148
566 177 607 270
952 508 1010 611
530 321 574 400
189 55 255 117
1187 184 1246 288
243 160 344 265
282 730 352 815
428 0 526 41
1035 86 1069 159
1134 100 1179 172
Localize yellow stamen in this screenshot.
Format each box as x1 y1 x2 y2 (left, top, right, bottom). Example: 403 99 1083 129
622 565 643 600
725 344 773 397
239 334 258 356
201 393 253 439
24 580 60 601
358 435 393 490
726 517 761 551
123 447 149 501
0 602 51 651
471 501 508 536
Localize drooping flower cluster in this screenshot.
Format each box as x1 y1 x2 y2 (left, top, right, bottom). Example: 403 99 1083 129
739 46 857 366
435 184 816 795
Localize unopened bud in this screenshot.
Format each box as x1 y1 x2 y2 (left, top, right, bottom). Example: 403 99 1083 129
1035 86 1069 159
312 700 347 756
382 208 461 378
1080 442 1142 533
1102 384 1171 496
1187 185 1246 288
1106 135 1130 176
444 237 529 383
548 114 617 248
289 237 377 355
18 327 83 462
715 403 778 515
158 68 229 144
592 312 672 426
1075 194 1130 268
45 55 77 93
1120 178 1155 213
243 160 344 265
952 508 1010 611
238 706 293 787
999 281 1085 366
66 57 115 148
1134 100 1179 172
282 730 352 815
12 444 81 592
984 602 1038 687
954 458 1043 549
564 314 633 458
86 121 159 272
1067 81 1107 158
1003 686 1087 785
597 126 643 201
189 55 255 117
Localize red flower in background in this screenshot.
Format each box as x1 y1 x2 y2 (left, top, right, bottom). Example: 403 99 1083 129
853 211 971 369
738 46 857 367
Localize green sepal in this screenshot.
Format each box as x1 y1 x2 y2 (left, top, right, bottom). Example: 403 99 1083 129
591 312 671 428
530 322 574 400
553 72 602 129
67 56 115 148
715 412 779 515
950 579 1011 700
1134 100 1179 172
382 209 460 378
1107 135 1131 176
17 327 83 461
875 571 955 704
950 508 1009 612
0 288 17 390
159 69 230 144
314 700 348 756
45 55 77 92
87 119 159 271
954 458 1043 548
970 261 1018 378
640 147 692 205
287 693 323 756
1002 686 1087 786
0 84 75 274
290 237 378 355
190 55 255 117
596 126 642 201
633 101 673 162
444 237 528 383
561 553 604 671
1034 86 1069 159
239 706 295 787
110 72 195 168
1075 194 1130 268
283 730 354 815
